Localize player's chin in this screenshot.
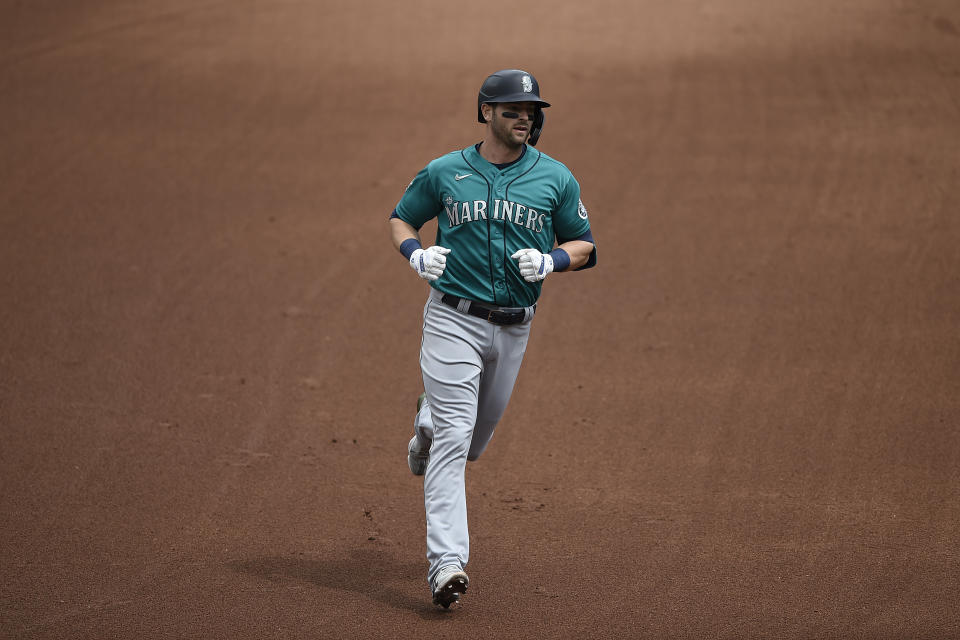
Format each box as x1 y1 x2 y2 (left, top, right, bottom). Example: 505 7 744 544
512 128 530 143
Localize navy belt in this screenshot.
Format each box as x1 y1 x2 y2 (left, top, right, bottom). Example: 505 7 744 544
440 294 532 326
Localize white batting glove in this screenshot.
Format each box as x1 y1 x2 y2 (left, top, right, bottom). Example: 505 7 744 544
410 245 452 281
511 248 554 282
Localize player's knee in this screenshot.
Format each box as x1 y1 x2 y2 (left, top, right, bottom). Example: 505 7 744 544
467 422 496 461
466 442 489 461
438 436 471 460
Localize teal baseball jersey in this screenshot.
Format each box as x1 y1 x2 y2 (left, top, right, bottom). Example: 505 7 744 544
395 144 592 308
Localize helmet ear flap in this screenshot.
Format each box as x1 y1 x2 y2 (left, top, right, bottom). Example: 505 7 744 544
528 108 545 146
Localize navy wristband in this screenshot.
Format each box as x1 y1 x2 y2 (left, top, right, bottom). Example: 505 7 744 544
549 248 571 272
400 238 422 260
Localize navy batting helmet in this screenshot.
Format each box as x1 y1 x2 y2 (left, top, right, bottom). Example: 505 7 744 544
477 69 550 146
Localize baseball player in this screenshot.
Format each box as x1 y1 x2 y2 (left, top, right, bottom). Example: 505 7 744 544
388 69 597 608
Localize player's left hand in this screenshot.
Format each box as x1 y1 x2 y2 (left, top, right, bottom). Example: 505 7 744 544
511 248 554 282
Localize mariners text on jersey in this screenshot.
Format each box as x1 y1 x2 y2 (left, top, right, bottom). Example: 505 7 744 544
443 197 547 232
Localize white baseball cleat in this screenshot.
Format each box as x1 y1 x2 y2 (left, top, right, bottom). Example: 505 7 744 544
432 565 469 608
408 435 430 476
407 393 430 476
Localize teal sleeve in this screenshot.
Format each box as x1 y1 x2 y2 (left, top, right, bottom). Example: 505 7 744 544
553 174 591 241
395 165 441 230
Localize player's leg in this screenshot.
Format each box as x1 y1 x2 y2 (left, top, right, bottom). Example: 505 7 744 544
468 320 532 461
407 392 430 476
413 394 432 440
418 293 489 586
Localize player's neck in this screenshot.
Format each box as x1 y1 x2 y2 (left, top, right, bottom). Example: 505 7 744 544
478 138 524 166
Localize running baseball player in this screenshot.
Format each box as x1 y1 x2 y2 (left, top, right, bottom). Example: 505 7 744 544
388 69 597 608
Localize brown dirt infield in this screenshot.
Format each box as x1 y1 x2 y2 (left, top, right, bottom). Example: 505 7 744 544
2 1 959 638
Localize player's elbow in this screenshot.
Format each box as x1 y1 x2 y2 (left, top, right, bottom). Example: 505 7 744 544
564 241 596 271
573 242 597 271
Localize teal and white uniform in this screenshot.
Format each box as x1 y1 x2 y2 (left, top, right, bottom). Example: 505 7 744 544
393 142 595 588
395 143 592 307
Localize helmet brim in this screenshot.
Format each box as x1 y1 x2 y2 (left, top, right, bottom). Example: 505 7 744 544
484 94 550 108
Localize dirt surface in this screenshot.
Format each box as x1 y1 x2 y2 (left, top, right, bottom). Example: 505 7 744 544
3 1 960 638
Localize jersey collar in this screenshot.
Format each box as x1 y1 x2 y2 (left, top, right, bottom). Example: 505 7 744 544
464 143 537 179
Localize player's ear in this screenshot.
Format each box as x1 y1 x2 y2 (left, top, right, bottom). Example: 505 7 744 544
481 103 493 122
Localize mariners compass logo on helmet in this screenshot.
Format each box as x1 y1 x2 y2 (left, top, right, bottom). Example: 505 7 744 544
521 75 533 93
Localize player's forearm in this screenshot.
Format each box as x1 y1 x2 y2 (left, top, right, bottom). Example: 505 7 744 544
390 217 420 252
556 240 594 271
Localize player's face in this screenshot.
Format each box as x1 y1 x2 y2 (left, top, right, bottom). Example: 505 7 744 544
490 102 536 147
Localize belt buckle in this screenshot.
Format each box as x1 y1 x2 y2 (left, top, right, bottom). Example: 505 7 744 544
487 309 497 323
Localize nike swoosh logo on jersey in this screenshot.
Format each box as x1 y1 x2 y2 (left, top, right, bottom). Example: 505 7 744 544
454 173 472 181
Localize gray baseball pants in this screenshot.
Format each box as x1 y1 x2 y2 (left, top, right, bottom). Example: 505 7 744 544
414 287 534 586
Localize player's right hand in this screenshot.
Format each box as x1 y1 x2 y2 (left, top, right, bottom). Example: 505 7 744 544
410 246 452 281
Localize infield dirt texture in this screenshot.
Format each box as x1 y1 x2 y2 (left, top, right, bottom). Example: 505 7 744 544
2 1 959 638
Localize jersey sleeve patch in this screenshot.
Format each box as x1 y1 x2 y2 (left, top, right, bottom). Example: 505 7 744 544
577 199 589 220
